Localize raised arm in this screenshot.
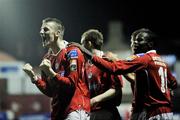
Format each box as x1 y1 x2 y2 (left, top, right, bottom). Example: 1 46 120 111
23 63 53 97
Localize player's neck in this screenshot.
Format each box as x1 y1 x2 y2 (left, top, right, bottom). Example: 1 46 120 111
51 39 66 55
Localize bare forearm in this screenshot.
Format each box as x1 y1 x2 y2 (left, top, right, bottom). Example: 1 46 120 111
92 88 116 102
123 73 135 84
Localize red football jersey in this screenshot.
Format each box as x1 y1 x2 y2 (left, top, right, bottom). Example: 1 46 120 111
85 58 123 111
92 50 177 117
35 45 90 119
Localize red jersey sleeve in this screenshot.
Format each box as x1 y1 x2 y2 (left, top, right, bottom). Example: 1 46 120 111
167 67 177 90
92 55 149 74
106 74 123 106
52 74 74 86
35 72 53 97
110 75 123 88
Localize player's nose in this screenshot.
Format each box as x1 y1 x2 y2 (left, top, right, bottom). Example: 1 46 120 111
40 29 44 36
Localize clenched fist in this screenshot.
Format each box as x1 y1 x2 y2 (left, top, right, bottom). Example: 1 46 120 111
23 63 37 83
39 59 51 72
39 59 56 78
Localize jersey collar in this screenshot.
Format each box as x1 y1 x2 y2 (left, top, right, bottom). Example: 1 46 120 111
146 50 156 53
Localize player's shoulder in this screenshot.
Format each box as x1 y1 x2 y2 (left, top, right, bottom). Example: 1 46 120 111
125 53 149 61
136 53 146 57
67 50 78 59
66 45 83 60
66 45 81 52
125 55 139 61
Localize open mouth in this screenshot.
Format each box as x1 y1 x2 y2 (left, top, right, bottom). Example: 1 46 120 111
41 34 49 46
42 36 47 43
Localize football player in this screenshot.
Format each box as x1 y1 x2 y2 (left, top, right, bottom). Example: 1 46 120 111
81 29 122 120
23 18 90 120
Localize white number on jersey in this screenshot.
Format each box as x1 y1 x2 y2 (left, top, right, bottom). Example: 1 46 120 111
158 67 167 93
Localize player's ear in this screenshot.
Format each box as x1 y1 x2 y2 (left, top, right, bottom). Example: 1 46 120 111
88 41 93 48
55 30 61 37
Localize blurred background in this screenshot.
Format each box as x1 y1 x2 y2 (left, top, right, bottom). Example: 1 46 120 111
0 0 180 119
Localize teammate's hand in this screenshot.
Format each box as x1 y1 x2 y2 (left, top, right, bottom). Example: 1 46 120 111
104 51 119 61
39 59 56 78
23 63 37 83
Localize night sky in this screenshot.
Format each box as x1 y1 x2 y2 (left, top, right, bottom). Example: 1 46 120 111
0 0 179 65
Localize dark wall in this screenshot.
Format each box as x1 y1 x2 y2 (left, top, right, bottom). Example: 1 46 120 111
0 0 179 65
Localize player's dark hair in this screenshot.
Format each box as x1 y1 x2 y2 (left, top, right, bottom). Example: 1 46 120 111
132 28 157 51
81 29 103 50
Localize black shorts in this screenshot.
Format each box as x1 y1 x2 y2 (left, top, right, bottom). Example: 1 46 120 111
90 107 121 120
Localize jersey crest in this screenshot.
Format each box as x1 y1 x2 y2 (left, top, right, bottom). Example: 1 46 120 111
67 50 78 60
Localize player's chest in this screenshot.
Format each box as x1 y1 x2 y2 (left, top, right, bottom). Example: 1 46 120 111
49 55 68 77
